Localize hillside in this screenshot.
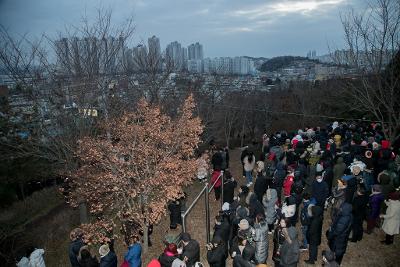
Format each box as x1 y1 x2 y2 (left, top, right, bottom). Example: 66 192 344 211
259 56 318 72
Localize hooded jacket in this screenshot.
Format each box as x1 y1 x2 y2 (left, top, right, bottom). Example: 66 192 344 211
382 199 400 235
280 226 300 267
327 203 353 256
262 189 278 225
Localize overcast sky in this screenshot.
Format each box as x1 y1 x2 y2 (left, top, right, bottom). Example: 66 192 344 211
0 0 364 58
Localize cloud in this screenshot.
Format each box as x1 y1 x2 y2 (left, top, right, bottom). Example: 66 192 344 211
231 0 346 19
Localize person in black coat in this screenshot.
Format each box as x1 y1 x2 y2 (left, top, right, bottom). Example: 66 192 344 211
326 202 353 265
343 175 357 204
213 215 231 249
312 175 329 208
99 244 117 267
350 185 369 242
181 233 200 267
168 199 182 229
230 233 256 267
305 205 324 264
254 171 268 204
212 150 223 171
69 228 85 267
79 247 99 267
247 192 264 220
207 235 227 267
222 171 237 204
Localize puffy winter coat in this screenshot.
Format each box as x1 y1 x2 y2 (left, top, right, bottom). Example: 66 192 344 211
29 249 46 267
327 203 353 257
262 189 278 225
230 242 256 267
182 239 200 267
280 226 300 267
243 155 256 172
382 199 400 235
124 243 142 267
307 205 323 246
253 221 269 264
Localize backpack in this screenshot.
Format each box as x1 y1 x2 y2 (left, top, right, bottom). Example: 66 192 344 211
300 203 311 226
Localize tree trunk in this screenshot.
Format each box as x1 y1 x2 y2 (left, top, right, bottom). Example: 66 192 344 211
78 200 89 224
143 223 149 253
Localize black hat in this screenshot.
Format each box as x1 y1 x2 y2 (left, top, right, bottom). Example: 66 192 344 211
181 233 191 242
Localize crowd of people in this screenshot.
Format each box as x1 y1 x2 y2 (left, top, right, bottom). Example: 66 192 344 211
22 121 399 267
155 121 400 267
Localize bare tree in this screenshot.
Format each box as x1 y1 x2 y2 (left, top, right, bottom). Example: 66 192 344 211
338 0 400 141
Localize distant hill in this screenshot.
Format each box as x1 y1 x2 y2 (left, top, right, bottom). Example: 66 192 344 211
259 56 318 72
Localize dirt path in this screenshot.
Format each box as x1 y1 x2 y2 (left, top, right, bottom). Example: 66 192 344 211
144 148 400 267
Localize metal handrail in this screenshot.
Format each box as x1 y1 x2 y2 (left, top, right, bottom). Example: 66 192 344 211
181 170 225 243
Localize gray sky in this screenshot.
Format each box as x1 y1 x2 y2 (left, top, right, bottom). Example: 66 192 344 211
0 0 364 58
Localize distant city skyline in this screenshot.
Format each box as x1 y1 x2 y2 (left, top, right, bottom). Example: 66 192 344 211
0 0 365 58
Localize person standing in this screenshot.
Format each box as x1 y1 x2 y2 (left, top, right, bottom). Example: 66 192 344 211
326 203 353 265
243 152 256 187
305 205 323 265
350 185 369 242
69 228 85 267
253 214 269 265
380 192 400 245
279 218 300 267
99 244 117 267
206 235 227 267
124 236 142 267
211 170 223 201
180 233 200 267
196 152 209 182
222 171 237 204
263 188 278 233
311 175 329 208
366 185 384 234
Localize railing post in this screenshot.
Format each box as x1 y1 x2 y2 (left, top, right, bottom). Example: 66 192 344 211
181 212 186 233
205 182 210 243
220 170 224 208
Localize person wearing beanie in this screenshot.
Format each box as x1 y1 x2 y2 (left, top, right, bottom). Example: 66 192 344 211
99 244 117 267
213 215 230 249
366 185 384 234
229 232 256 267
147 259 161 267
380 192 400 245
171 259 186 267
69 228 85 267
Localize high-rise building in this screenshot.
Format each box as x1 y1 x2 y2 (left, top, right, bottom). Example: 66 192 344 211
148 36 161 71
188 42 204 60
132 44 148 72
166 41 186 71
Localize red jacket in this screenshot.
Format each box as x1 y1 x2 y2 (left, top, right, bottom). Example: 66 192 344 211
283 175 294 197
211 170 222 188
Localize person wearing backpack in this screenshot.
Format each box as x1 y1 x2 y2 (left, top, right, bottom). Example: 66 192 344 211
300 194 315 251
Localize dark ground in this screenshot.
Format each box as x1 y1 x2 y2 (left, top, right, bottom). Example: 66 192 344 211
11 148 400 267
